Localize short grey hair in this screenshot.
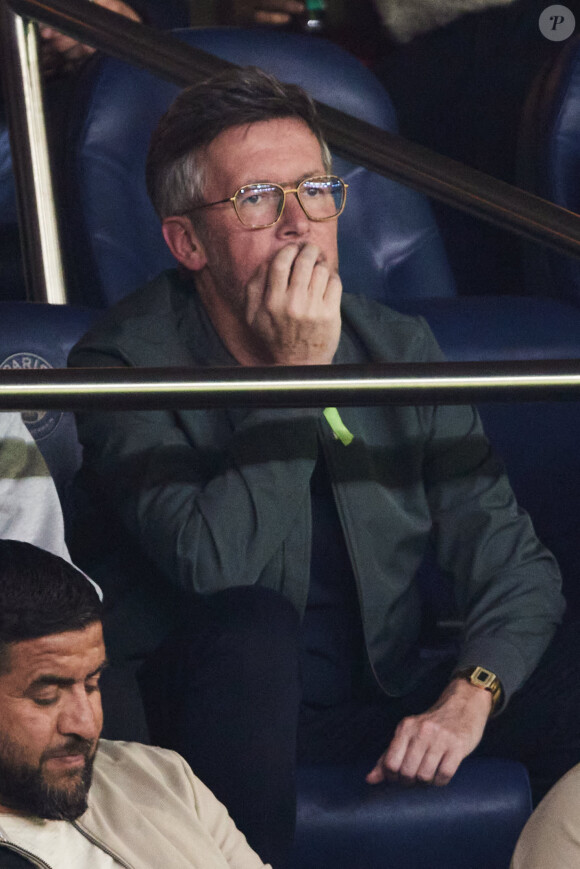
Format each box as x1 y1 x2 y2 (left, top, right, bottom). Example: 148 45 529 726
146 66 332 221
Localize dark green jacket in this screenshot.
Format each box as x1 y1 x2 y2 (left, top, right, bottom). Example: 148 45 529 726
69 269 564 704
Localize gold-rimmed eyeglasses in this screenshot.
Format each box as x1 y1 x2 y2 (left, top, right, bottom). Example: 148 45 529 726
186 175 348 228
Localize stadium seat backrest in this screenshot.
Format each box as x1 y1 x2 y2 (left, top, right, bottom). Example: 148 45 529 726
0 117 16 230
0 113 25 301
0 302 97 521
64 27 457 308
517 34 580 304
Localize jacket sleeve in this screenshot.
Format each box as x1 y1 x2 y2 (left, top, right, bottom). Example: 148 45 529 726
71 346 320 599
417 322 565 706
179 755 272 869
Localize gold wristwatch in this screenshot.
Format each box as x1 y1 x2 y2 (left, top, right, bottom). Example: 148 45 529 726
456 666 502 714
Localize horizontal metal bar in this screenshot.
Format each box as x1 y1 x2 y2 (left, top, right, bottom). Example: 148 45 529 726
2 361 580 411
8 0 580 261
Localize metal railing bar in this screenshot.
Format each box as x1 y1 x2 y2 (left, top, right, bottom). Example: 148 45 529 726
321 105 580 259
7 0 580 262
2 361 580 411
0 4 67 302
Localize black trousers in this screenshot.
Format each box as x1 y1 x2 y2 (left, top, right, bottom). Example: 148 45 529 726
138 586 580 869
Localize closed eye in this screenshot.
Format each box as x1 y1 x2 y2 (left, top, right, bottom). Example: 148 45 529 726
32 694 59 707
85 680 101 694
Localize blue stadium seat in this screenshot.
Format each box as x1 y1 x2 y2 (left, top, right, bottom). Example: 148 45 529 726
64 27 457 308
0 301 97 520
0 0 190 303
517 34 580 305
293 758 531 869
0 109 24 301
0 115 16 229
63 26 580 353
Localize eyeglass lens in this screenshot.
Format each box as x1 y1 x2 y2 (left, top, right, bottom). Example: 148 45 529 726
235 177 345 227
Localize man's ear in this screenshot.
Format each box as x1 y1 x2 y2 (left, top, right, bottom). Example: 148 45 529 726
162 216 207 271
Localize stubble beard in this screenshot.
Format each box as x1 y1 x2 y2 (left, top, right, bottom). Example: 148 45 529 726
0 735 96 821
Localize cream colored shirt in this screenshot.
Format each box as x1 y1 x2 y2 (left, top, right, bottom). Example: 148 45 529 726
0 815 122 868
0 742 270 869
511 762 580 868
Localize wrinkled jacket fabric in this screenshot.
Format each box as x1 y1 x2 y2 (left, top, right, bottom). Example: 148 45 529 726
0 740 268 869
69 269 564 704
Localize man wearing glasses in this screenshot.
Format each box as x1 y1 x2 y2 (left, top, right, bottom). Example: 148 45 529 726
151 99 345 371
70 67 576 869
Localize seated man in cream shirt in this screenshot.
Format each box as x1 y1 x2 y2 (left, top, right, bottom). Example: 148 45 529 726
0 538 269 869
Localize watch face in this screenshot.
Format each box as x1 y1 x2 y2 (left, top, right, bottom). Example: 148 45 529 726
471 666 498 693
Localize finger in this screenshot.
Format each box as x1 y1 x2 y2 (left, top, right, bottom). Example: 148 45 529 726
366 752 388 785
94 0 142 20
383 725 413 776
245 262 272 328
266 244 301 301
43 33 80 54
254 0 304 18
307 261 333 306
322 271 342 306
432 749 463 787
254 10 293 24
397 736 435 785
367 723 413 784
245 260 272 322
287 244 324 294
256 0 304 11
414 745 447 785
367 748 411 785
61 42 95 62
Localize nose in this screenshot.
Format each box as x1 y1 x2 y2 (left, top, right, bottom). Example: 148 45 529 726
58 688 102 741
276 190 310 238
